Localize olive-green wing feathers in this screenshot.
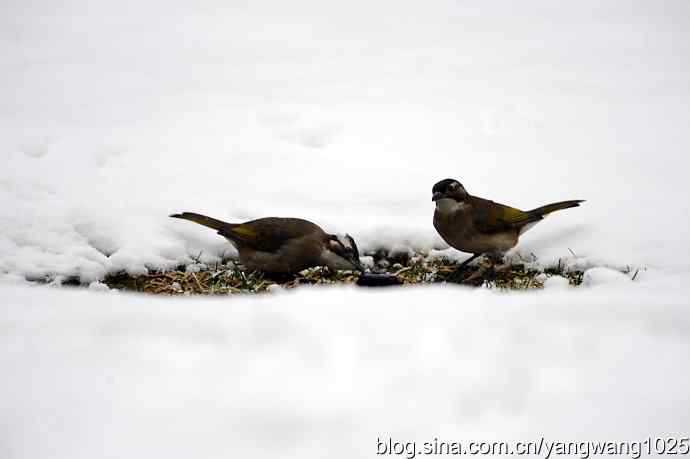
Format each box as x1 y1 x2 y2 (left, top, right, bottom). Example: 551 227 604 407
170 213 323 253
469 196 537 234
469 197 584 234
218 218 320 253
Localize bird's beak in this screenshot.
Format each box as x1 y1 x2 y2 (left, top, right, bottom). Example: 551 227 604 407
432 192 444 202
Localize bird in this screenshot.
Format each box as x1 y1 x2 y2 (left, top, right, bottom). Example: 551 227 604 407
431 178 584 271
170 212 363 275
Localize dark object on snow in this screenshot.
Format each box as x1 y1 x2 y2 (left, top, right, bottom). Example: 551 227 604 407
356 273 403 287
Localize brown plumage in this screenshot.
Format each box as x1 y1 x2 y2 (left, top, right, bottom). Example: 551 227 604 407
431 178 583 266
170 212 362 274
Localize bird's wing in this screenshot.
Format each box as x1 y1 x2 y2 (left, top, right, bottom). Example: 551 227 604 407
219 218 322 253
469 196 541 234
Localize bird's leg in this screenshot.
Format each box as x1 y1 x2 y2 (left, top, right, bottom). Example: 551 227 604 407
485 252 504 264
458 253 482 270
448 253 482 282
485 253 511 273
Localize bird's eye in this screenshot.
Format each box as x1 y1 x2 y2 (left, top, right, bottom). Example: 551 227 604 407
449 182 458 191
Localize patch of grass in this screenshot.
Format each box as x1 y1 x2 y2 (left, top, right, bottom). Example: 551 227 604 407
104 268 271 295
101 251 584 295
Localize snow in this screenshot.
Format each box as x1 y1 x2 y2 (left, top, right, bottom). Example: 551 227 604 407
2 1 690 281
2 279 690 458
541 274 570 290
2 1 690 457
581 266 632 286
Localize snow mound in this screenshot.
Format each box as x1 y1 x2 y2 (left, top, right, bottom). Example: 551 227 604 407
542 275 571 290
582 267 632 287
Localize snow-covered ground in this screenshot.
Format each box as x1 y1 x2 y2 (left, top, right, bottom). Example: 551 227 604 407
3 278 690 458
2 1 690 457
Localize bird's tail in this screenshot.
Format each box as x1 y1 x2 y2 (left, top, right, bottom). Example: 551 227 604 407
527 200 585 218
169 212 234 231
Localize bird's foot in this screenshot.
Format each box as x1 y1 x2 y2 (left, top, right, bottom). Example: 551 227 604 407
448 254 512 285
447 253 482 283
493 263 512 273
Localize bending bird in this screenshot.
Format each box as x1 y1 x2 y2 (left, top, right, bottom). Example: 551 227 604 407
170 212 362 274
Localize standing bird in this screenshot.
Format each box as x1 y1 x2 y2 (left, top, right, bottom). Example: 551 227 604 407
432 178 584 271
170 213 362 274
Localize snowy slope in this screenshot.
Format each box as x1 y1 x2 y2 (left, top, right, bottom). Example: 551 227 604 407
2 1 690 282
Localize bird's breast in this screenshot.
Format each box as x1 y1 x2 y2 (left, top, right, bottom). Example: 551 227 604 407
433 208 518 254
433 208 471 244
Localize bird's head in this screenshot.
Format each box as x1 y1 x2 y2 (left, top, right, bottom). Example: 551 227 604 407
432 178 468 202
323 234 364 272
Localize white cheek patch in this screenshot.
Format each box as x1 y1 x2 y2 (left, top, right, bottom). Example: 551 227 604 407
336 234 352 249
321 248 355 270
435 198 464 214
